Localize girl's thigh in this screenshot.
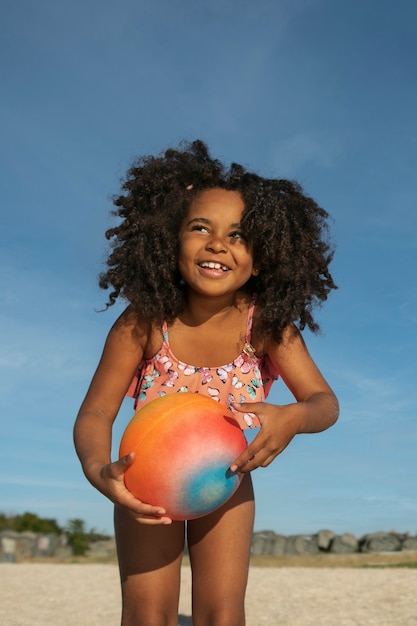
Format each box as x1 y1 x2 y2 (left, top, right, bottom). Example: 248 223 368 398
187 474 255 621
114 507 185 623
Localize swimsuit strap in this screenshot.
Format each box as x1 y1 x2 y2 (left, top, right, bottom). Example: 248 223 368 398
161 320 169 345
245 295 256 343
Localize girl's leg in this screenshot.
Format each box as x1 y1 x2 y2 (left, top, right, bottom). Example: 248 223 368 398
187 474 255 626
114 506 185 626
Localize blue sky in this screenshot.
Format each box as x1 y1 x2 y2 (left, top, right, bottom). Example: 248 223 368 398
1 0 416 537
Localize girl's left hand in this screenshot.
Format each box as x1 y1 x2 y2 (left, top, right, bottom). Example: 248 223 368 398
230 401 301 473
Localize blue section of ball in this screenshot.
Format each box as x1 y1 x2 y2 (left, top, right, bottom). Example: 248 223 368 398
182 465 239 517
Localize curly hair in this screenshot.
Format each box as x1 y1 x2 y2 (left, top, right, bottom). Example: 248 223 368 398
99 140 337 343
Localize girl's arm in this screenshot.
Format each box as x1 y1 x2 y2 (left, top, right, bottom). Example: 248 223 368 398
230 325 339 473
74 309 172 524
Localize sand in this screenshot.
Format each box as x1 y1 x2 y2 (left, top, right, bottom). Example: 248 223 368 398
1 562 417 625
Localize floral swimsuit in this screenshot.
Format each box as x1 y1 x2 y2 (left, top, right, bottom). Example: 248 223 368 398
126 298 279 429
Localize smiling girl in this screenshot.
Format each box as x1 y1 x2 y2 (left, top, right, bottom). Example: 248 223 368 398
74 140 339 626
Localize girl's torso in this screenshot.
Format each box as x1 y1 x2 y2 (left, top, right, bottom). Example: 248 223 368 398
127 297 279 429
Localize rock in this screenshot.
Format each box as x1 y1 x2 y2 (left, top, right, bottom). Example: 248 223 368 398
15 531 37 560
54 545 73 559
330 533 358 554
251 531 277 556
88 539 117 559
284 535 319 556
1 536 17 563
34 534 61 558
360 532 402 553
0 530 70 560
0 552 16 563
317 529 336 551
402 536 417 551
251 534 266 556
271 534 287 556
261 531 277 556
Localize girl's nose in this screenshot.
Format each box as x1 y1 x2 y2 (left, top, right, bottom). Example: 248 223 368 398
206 236 227 253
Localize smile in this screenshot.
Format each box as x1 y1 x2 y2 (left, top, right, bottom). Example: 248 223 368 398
198 261 230 272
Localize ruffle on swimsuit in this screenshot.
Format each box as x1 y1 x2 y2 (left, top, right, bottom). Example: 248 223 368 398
126 297 279 429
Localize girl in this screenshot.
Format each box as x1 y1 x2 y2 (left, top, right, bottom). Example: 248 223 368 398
74 140 339 626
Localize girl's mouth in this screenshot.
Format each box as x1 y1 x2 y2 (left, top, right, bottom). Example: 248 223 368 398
198 261 230 272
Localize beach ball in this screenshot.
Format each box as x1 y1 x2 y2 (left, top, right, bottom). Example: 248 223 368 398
119 393 247 520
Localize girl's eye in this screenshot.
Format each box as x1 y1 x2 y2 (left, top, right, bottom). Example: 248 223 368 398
190 224 209 233
230 231 245 240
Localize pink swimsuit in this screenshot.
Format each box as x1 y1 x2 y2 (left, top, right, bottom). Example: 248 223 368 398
126 298 279 429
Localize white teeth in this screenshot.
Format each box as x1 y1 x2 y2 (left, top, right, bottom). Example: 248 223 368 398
200 262 228 271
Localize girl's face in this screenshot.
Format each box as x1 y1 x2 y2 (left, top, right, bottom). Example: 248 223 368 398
178 188 257 298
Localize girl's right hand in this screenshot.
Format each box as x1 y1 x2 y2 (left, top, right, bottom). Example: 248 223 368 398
92 453 173 525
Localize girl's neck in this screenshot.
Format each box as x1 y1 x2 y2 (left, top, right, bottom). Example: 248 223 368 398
167 290 252 367
180 290 248 326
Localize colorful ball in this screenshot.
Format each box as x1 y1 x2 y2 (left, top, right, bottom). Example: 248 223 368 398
119 393 247 520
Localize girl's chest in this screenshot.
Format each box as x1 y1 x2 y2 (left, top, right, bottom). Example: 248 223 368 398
167 322 246 368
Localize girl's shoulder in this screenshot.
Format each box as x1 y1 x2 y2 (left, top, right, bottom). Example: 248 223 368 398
109 305 155 354
251 314 300 359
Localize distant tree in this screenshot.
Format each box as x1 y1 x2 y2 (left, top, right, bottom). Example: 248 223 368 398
66 518 89 556
15 512 62 534
0 512 62 534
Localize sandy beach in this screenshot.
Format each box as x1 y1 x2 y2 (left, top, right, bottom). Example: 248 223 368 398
1 561 417 625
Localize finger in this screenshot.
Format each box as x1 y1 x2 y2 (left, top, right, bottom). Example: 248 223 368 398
230 441 263 472
231 401 264 415
115 452 136 472
101 453 136 482
133 514 173 525
230 426 280 471
119 492 173 524
232 450 269 473
130 505 173 524
238 448 276 472
117 498 173 525
119 451 135 467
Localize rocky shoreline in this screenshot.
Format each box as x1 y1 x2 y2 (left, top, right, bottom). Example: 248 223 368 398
2 528 417 562
250 528 417 556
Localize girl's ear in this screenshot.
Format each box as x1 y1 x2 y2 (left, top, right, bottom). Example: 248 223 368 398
252 268 259 276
